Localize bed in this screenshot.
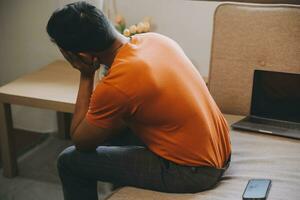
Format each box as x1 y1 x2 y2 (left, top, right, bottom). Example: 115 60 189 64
107 115 300 200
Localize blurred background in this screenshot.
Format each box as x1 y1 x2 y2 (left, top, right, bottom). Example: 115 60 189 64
0 0 219 134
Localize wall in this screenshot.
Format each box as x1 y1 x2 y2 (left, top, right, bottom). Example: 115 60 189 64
115 0 219 76
0 0 219 132
0 0 63 132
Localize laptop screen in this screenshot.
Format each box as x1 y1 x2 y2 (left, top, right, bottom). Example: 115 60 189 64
251 70 300 123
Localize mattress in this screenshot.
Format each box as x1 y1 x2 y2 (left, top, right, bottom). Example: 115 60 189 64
107 115 300 200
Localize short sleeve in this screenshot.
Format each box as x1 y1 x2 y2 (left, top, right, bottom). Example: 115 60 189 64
86 83 129 129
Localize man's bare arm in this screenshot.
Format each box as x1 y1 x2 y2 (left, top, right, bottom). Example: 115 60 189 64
70 73 94 138
60 50 116 151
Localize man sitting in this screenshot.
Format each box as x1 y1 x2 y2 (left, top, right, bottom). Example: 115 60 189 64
46 2 231 200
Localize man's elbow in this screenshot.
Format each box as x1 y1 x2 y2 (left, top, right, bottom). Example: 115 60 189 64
74 143 96 152
71 133 97 152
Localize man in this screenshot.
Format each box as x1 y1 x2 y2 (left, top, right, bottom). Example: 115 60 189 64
47 2 231 200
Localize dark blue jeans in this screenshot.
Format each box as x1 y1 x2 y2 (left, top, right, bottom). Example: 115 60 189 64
57 132 230 200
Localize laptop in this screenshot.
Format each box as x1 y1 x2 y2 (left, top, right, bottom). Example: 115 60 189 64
231 70 300 139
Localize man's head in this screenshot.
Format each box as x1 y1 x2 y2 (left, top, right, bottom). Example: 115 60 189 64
47 1 116 53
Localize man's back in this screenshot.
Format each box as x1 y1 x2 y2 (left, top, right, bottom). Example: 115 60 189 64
49 3 231 197
87 33 231 168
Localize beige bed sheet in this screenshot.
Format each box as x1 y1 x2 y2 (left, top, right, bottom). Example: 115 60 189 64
107 115 300 200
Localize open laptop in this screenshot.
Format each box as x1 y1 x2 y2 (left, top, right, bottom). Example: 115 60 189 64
231 70 300 139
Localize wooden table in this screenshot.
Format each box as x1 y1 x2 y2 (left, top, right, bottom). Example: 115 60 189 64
0 60 208 178
0 60 80 177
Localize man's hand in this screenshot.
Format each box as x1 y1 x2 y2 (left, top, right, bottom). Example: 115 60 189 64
60 49 100 77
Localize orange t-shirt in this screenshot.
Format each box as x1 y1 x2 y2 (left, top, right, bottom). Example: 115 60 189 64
86 33 231 168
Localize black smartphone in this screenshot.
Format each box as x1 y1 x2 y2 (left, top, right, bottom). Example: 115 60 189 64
242 179 272 200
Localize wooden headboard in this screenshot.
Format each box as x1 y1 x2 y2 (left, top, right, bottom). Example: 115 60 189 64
190 0 300 4
208 3 300 115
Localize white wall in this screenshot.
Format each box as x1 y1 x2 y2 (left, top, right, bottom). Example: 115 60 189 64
0 0 63 132
115 0 219 76
0 0 219 132
0 0 62 85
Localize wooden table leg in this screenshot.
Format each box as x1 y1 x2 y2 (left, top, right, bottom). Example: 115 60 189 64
0 103 18 177
56 112 71 139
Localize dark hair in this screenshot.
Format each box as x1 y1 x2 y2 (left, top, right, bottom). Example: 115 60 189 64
46 1 116 52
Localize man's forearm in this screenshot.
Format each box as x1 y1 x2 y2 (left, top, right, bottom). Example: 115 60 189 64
70 73 94 137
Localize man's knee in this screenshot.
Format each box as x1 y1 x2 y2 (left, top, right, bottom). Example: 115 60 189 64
57 146 77 173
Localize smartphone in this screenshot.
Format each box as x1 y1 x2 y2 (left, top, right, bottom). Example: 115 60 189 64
242 179 272 200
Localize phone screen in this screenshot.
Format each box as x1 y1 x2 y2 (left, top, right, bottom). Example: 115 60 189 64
243 179 271 199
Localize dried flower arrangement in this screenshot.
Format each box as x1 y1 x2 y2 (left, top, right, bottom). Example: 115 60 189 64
114 15 152 37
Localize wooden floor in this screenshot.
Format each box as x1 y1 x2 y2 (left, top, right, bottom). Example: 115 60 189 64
0 130 48 167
